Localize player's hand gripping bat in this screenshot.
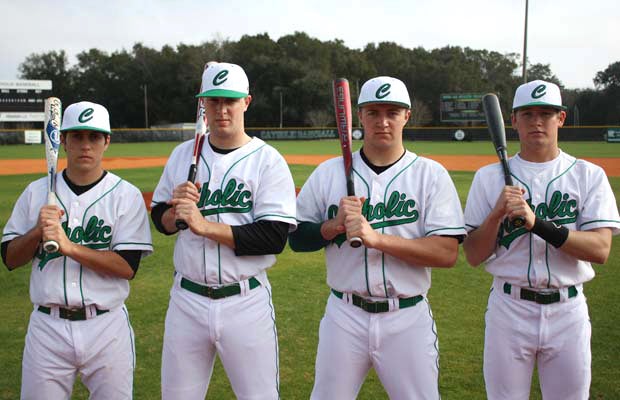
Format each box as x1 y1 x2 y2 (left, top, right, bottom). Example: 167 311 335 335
175 62 216 230
43 97 62 252
482 93 525 228
332 78 363 248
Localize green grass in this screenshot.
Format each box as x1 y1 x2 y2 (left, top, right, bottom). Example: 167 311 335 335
1 154 619 399
1 140 618 159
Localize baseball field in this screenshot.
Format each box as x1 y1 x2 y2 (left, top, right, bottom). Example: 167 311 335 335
0 140 618 399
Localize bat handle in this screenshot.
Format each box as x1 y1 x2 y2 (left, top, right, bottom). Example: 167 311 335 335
43 192 60 253
511 216 526 228
175 165 198 231
349 237 363 248
43 239 60 253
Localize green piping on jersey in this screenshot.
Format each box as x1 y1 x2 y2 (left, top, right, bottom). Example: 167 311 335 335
112 242 153 251
265 285 280 398
199 154 211 285
353 167 372 296
199 153 212 180
217 144 266 284
56 194 70 306
426 226 466 236
380 156 419 297
581 219 620 228
255 213 296 222
510 173 534 287
122 306 136 371
79 178 123 305
544 159 577 288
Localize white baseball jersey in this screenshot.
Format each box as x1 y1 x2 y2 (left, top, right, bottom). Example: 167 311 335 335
2 171 153 309
464 150 620 288
151 134 297 284
296 150 466 298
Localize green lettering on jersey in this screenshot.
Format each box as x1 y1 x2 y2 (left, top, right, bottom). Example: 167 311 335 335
35 216 113 269
197 178 253 216
498 191 578 249
328 190 419 247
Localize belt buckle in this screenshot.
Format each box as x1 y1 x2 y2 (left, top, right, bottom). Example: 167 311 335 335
534 290 559 305
361 299 387 313
63 308 86 321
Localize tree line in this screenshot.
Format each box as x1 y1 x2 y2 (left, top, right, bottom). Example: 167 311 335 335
18 32 620 128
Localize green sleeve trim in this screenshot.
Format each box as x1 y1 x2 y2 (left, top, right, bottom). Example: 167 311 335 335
426 226 466 236
579 219 620 228
288 221 329 252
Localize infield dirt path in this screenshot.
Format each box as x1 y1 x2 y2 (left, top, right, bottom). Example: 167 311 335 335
1 154 619 177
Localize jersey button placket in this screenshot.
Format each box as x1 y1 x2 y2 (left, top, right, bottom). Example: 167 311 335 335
368 182 384 296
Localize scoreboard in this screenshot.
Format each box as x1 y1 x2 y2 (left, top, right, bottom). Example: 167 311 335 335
440 93 485 123
0 80 52 121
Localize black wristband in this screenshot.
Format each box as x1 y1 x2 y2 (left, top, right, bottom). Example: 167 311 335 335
531 218 569 248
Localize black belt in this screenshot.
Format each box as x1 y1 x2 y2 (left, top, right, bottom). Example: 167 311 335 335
503 283 578 305
331 289 423 313
181 277 261 299
37 305 109 321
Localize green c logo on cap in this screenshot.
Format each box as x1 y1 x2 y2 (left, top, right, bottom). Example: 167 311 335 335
376 83 391 99
531 84 546 99
78 108 94 123
213 70 229 86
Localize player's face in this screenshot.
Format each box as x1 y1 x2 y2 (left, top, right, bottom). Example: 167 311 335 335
62 130 110 173
205 96 252 141
358 103 410 150
512 106 566 154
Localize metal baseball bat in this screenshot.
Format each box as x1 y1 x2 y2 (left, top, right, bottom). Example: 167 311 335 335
43 97 62 252
333 78 363 248
482 93 525 228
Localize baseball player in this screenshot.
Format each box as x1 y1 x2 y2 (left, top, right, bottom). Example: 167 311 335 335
463 80 620 400
1 101 153 399
150 62 296 400
290 76 466 399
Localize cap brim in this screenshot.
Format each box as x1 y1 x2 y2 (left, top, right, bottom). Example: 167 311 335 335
60 126 111 134
196 89 248 98
358 100 411 109
512 101 567 111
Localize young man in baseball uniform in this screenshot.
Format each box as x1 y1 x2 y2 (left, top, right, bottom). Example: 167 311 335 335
463 80 620 400
2 101 153 399
290 76 466 399
151 62 296 400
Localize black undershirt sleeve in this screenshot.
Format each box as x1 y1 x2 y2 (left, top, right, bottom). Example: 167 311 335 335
232 221 290 256
151 202 176 235
116 249 142 275
288 222 330 252
1 241 9 270
2 239 142 275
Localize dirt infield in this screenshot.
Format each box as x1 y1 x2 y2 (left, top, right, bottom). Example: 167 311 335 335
1 154 619 176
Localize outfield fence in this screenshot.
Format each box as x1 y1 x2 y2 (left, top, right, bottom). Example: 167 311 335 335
0 126 617 145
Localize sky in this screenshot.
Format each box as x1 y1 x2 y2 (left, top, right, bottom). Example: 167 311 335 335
2 0 618 90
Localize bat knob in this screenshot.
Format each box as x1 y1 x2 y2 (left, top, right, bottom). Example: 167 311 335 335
350 237 363 248
175 219 189 231
43 240 59 253
511 216 526 229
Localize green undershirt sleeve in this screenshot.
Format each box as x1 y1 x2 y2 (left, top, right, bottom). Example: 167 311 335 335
288 221 330 252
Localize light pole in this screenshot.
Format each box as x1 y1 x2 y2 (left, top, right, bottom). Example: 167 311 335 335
522 0 529 83
143 84 149 128
279 90 283 128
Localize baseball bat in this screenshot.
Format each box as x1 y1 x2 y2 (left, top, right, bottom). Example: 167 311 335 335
176 61 216 230
43 97 62 253
332 78 362 248
482 93 525 228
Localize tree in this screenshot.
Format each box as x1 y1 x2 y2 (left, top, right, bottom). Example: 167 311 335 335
594 61 620 89
526 63 563 87
18 50 74 101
